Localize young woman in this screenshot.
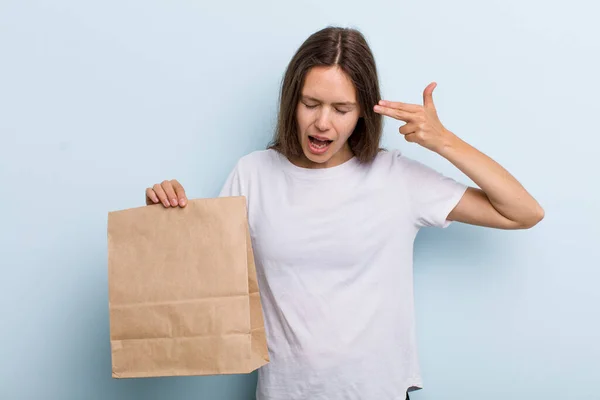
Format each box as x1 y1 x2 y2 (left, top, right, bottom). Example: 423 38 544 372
145 27 544 400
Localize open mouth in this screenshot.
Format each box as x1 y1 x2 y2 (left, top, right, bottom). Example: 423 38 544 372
308 135 333 154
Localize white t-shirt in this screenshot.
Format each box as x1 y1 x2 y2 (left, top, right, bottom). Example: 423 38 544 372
218 148 468 400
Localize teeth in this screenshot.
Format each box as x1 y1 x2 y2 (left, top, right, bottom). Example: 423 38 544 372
310 137 330 150
312 141 327 149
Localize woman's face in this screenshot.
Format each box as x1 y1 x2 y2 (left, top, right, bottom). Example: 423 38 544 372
294 66 362 169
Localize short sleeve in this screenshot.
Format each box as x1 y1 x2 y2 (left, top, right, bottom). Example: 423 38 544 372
396 152 468 229
218 161 244 198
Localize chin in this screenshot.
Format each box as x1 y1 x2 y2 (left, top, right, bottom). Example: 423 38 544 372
300 148 328 164
301 142 334 165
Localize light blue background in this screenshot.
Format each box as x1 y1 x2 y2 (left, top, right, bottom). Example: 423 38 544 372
1 1 598 399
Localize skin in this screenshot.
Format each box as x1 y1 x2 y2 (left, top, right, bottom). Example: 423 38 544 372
146 66 544 230
373 82 544 229
291 65 360 169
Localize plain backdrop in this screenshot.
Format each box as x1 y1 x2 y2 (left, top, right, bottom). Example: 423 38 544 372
1 0 598 399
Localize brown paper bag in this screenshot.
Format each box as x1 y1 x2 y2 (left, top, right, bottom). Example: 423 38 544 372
107 196 269 378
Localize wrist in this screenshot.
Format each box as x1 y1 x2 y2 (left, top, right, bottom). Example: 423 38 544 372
436 130 465 157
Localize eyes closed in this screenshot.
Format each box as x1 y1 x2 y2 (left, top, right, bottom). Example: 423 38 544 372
303 102 356 115
300 97 356 115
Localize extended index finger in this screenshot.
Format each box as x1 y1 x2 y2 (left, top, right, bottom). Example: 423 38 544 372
373 105 417 122
378 100 422 112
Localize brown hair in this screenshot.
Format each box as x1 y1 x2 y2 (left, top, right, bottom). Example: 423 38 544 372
268 26 383 163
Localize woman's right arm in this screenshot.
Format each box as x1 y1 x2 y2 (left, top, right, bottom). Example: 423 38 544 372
145 179 188 208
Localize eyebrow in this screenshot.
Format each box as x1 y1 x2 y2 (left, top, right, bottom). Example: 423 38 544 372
301 95 357 107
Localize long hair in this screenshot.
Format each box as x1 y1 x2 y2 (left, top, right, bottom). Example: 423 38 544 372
268 26 383 163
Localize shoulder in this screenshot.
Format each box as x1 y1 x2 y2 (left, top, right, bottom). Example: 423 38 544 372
237 149 279 165
219 150 281 197
233 149 282 172
373 148 402 164
369 148 416 173
226 149 285 181
370 149 462 193
373 148 438 175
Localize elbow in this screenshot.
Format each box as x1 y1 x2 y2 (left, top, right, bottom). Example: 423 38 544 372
517 205 545 229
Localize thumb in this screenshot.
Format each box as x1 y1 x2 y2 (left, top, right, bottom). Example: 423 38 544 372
423 82 437 109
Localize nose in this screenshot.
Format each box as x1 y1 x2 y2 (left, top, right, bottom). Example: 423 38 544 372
314 108 331 132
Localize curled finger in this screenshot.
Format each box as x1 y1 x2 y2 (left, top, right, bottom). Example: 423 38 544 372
161 180 179 207
146 187 159 204
171 179 187 207
153 183 170 207
399 123 417 136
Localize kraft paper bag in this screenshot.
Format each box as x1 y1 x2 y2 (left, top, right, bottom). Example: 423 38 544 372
107 196 269 378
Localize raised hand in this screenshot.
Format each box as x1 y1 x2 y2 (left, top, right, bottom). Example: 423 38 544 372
373 82 457 153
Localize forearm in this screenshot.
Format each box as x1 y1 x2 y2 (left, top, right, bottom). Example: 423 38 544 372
438 131 544 226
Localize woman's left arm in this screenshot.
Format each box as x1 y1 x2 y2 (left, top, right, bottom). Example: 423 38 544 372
374 82 545 230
